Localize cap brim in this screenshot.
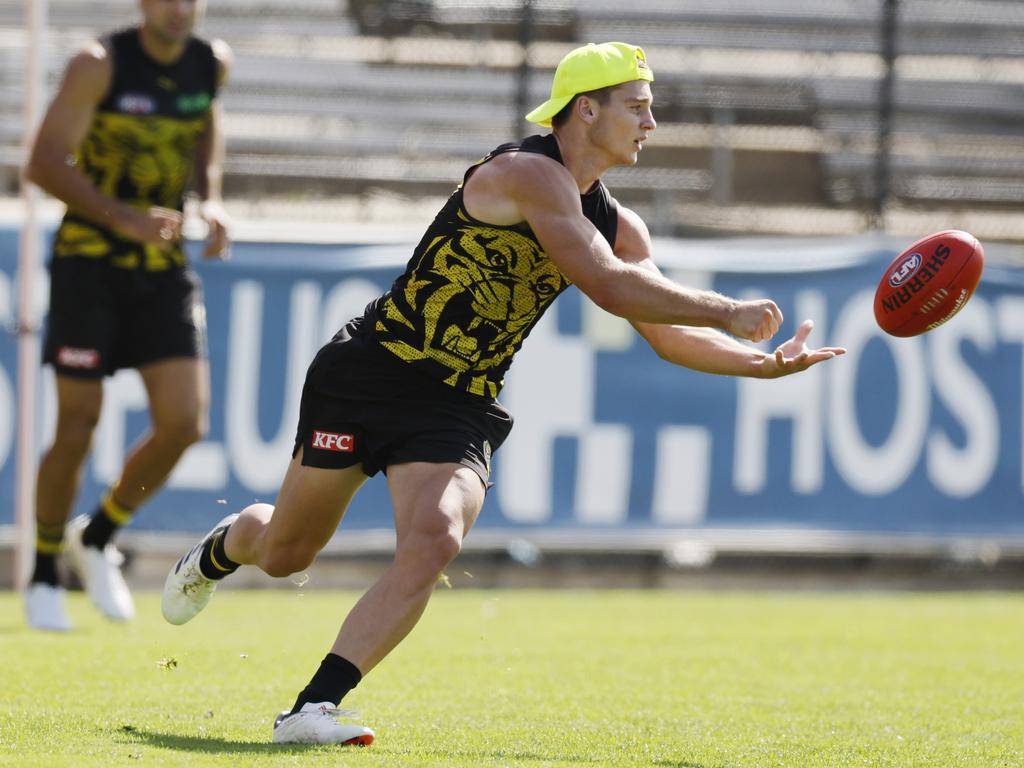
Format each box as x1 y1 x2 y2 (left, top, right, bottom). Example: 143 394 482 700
525 94 575 127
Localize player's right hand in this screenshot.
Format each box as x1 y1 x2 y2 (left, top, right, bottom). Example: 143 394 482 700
115 206 183 250
727 298 783 343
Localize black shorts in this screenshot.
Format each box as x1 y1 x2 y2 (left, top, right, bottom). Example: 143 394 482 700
293 319 513 487
43 257 207 379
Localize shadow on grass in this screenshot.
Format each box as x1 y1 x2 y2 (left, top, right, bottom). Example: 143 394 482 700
115 728 324 755
120 729 711 766
121 732 560 763
418 748 712 766
415 748 585 764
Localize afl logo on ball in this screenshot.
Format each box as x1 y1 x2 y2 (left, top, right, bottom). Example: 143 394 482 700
888 252 922 288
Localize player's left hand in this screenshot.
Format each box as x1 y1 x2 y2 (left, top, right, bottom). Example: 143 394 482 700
200 200 231 260
759 319 846 378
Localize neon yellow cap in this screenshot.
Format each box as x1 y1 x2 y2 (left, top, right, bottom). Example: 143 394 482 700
525 42 654 128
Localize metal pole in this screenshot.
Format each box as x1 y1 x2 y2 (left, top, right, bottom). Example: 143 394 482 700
711 107 735 207
872 0 899 229
513 0 534 139
15 0 48 589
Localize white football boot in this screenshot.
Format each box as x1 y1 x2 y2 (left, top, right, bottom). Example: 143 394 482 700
161 513 239 625
272 702 375 746
64 514 135 621
24 583 73 632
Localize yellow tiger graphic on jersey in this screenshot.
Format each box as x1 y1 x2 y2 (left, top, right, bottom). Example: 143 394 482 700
377 219 570 398
54 111 209 270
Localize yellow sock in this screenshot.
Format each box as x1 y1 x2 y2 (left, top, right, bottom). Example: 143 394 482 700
35 521 64 556
100 489 134 526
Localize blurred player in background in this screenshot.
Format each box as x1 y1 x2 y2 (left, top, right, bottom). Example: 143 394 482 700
162 42 845 744
23 0 231 631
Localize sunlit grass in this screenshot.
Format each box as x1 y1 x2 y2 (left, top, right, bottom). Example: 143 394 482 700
1 590 1021 767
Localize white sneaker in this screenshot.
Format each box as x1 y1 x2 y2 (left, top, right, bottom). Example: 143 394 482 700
25 583 72 632
161 513 238 626
272 702 375 746
64 514 134 621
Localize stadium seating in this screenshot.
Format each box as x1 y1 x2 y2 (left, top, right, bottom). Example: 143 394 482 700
0 0 1021 239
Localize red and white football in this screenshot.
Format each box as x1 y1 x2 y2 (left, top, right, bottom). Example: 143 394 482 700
873 230 984 337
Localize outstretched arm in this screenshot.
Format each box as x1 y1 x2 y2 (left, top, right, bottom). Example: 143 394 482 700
465 151 782 343
614 206 846 378
637 319 845 378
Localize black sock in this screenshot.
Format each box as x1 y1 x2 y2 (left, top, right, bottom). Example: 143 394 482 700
82 491 134 549
290 654 362 714
32 554 59 586
31 523 64 586
198 525 239 580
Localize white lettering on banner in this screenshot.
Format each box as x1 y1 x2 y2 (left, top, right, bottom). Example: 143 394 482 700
0 266 49 321
735 290 828 494
927 300 997 497
2 266 54 466
168 442 228 489
2 259 1020 524
582 299 634 352
0 359 12 471
652 426 710 524
499 312 633 523
226 280 322 492
320 278 383 342
0 271 9 325
575 424 633 524
499 314 595 523
830 290 929 494
995 296 1024 491
0 271 11 469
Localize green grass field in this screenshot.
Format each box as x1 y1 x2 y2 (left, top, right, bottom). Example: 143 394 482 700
1 589 1021 767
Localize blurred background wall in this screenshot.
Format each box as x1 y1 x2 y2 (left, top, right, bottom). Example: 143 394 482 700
2 0 1024 239
1 0 1023 587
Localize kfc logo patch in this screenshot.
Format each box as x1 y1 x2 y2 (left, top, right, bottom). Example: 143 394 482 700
312 430 354 452
57 346 100 369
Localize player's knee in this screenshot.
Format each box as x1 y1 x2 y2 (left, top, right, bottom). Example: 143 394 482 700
400 526 463 577
155 412 206 450
258 546 315 578
54 410 101 454
433 529 463 567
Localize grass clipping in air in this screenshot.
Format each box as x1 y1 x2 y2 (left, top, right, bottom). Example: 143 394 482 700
0 590 1021 767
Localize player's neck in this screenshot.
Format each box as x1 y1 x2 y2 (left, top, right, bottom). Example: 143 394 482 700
552 132 606 194
138 26 188 65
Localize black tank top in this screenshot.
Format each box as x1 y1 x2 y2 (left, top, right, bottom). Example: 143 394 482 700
366 134 619 399
53 28 219 270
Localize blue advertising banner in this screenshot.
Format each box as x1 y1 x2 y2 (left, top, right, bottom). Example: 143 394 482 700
2 226 1023 537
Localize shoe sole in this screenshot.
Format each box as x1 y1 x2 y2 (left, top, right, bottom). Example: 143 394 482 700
273 733 374 746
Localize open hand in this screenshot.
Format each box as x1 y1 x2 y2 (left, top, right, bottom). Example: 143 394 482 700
760 319 846 378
